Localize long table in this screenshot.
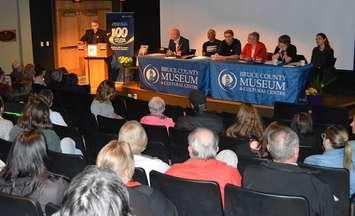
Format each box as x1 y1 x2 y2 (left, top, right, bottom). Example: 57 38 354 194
138 56 312 105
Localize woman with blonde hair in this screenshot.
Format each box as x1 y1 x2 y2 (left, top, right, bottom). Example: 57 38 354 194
226 103 264 156
90 80 123 119
304 125 355 196
97 140 178 216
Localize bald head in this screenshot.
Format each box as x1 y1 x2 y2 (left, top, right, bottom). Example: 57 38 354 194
207 29 216 41
188 128 219 159
170 28 181 41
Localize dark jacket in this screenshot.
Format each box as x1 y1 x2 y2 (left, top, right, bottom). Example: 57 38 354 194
128 184 178 216
80 29 108 44
243 161 335 216
168 36 190 56
175 111 224 134
0 171 68 214
274 44 297 63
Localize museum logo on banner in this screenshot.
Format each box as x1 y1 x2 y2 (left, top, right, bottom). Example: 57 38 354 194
143 64 160 85
218 69 287 96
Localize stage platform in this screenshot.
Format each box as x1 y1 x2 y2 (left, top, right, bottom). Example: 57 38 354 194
115 81 355 118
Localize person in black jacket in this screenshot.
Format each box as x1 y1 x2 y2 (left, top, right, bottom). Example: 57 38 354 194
272 34 297 63
167 28 190 56
175 90 224 134
79 20 108 44
243 126 335 216
310 33 335 88
97 140 178 216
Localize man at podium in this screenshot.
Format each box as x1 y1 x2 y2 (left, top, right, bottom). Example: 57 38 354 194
79 20 108 44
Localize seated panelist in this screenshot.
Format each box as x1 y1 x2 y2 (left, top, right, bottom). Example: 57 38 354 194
167 28 190 56
241 32 267 62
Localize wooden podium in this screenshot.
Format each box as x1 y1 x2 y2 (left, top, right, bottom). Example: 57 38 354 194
78 43 112 93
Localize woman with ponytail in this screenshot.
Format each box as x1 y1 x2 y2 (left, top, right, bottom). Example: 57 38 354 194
0 130 68 214
304 125 355 196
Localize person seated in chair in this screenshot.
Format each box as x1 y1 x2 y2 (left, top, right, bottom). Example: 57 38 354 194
0 96 13 141
202 29 221 57
212 29 241 61
140 96 175 130
118 121 170 183
175 89 224 134
243 126 335 216
166 128 242 204
310 33 335 88
167 28 190 56
97 140 178 216
0 130 68 214
240 32 267 62
272 34 297 63
304 125 355 197
54 166 132 216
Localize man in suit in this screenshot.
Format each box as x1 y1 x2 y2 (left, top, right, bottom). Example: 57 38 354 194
79 20 108 44
167 28 190 56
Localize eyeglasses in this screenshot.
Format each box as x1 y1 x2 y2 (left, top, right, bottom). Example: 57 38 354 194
321 133 326 140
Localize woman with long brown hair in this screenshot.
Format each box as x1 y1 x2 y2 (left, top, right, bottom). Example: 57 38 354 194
304 125 355 196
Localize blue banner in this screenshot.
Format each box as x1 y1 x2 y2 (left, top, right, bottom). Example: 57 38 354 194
138 56 210 96
106 12 134 56
209 62 312 105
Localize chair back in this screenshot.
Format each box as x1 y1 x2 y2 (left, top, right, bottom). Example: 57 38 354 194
142 124 169 146
0 138 12 162
53 125 86 156
125 98 149 120
237 154 268 175
132 167 149 185
150 171 224 216
45 203 60 216
0 192 43 216
97 115 126 134
84 132 117 164
46 150 87 179
224 184 310 216
169 128 191 163
300 163 350 216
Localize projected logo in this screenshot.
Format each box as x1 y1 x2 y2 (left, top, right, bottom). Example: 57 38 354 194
218 69 237 91
143 64 160 85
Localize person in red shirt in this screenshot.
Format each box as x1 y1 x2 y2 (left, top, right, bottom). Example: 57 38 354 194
166 127 242 204
241 32 267 62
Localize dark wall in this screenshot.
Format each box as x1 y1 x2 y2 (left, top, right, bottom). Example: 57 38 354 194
29 0 55 70
114 0 161 53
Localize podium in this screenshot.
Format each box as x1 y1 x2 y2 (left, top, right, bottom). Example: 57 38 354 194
78 43 112 93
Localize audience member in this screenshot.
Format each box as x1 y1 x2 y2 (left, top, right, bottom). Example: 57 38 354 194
272 34 297 63
202 29 221 57
0 68 10 96
175 90 224 134
118 121 170 183
226 103 264 156
38 89 67 126
304 125 355 196
97 140 178 216
91 80 123 119
9 99 62 152
0 130 68 213
241 32 267 61
140 96 175 130
55 166 132 216
166 128 242 204
243 126 335 216
213 29 241 60
167 28 190 56
33 66 47 86
0 96 13 141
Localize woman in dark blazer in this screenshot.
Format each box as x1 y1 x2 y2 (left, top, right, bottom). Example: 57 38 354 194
272 34 297 63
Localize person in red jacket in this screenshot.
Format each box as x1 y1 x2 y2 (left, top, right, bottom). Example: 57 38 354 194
241 32 267 62
166 127 242 205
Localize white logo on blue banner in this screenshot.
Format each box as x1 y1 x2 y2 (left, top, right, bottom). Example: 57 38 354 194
218 69 237 91
143 64 160 85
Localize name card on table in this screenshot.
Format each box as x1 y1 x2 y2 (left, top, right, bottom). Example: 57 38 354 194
87 45 97 57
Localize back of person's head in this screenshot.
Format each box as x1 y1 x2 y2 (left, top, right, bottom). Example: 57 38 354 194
2 129 47 179
188 127 219 159
260 121 282 157
118 120 148 154
18 99 52 130
34 66 46 77
324 125 352 170
226 103 263 141
291 112 314 136
37 89 54 108
278 34 291 45
188 90 206 112
59 166 133 216
267 126 299 163
95 80 116 102
148 96 166 115
96 140 134 184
